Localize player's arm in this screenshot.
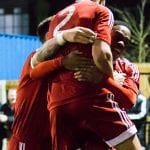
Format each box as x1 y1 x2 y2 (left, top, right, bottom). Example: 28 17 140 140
92 7 114 78
31 27 96 67
30 56 63 79
102 77 138 109
92 39 113 78
74 70 138 109
31 38 60 67
74 67 139 109
103 62 139 109
30 51 94 79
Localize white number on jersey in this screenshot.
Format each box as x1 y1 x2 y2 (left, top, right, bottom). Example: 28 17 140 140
53 6 75 37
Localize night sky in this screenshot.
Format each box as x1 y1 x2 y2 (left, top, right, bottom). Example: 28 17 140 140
48 0 145 15
47 0 149 21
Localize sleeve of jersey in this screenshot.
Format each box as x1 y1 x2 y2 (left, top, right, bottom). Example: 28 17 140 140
102 76 138 109
94 6 114 45
30 56 64 79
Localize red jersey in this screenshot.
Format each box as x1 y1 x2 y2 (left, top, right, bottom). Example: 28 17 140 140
114 57 139 94
12 52 50 141
46 0 114 110
102 57 140 109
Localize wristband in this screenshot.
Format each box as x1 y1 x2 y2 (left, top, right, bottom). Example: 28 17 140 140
55 31 66 46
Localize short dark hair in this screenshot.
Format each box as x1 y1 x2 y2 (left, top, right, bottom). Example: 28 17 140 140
36 16 53 42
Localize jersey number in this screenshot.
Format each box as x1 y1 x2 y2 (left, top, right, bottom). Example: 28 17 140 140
53 6 75 37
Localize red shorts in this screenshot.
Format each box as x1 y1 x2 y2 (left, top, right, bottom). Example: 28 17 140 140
50 93 137 149
8 135 51 150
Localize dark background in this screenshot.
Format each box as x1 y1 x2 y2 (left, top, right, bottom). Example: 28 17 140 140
47 0 149 15
0 0 149 35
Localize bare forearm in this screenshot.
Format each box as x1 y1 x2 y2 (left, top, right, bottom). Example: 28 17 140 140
92 40 113 78
32 27 96 67
32 38 60 67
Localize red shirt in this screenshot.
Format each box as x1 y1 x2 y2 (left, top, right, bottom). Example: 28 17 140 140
114 57 139 94
46 0 114 110
12 52 50 141
102 57 140 109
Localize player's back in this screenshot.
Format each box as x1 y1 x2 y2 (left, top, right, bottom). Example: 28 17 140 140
47 0 112 43
12 52 50 141
47 0 113 109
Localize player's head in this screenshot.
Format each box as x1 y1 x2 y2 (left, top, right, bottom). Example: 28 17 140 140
111 21 131 59
36 16 53 43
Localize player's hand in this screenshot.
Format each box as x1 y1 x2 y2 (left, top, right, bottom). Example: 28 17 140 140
62 27 96 44
62 50 94 70
74 65 103 84
0 114 8 122
113 71 126 86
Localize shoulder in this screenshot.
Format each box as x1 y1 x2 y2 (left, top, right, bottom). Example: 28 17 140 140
117 57 138 70
96 4 113 15
95 5 114 26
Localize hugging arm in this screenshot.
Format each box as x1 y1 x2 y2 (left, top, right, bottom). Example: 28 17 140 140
30 50 94 79
31 27 96 67
92 39 113 78
30 27 96 79
74 67 138 109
